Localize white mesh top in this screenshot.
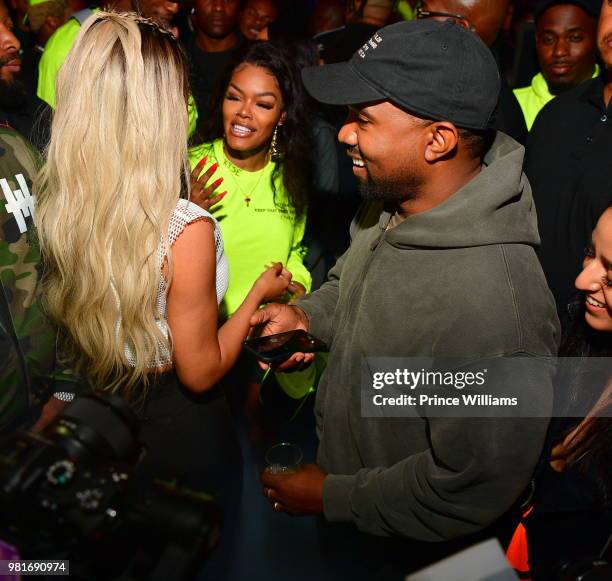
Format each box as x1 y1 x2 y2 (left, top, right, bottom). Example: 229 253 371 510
124 199 229 368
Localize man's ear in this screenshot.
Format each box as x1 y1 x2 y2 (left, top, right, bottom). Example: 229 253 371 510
423 122 459 162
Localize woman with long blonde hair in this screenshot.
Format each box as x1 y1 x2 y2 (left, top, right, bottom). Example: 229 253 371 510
34 11 292 554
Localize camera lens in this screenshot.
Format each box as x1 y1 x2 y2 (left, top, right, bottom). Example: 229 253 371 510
54 393 141 463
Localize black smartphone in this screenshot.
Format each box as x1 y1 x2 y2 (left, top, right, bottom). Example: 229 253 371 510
243 330 327 364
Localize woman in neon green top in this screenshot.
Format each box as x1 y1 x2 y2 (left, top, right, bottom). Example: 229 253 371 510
188 41 313 319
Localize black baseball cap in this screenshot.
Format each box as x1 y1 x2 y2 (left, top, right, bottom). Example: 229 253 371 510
302 19 501 131
534 0 601 20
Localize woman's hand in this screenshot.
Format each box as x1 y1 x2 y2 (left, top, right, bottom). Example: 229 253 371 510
190 156 227 212
288 282 306 300
253 262 293 303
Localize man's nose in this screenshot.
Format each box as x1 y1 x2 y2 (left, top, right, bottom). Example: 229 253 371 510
552 38 569 58
0 24 20 54
338 112 358 146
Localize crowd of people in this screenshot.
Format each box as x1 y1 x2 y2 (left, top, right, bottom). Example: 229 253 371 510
0 1 610 580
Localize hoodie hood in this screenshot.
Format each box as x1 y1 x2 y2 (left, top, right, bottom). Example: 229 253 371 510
383 132 540 249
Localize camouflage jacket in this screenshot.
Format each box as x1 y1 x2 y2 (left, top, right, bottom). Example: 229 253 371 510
0 125 80 431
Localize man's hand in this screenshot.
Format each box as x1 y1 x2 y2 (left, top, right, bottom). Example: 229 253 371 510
250 303 309 336
250 304 314 371
261 463 326 516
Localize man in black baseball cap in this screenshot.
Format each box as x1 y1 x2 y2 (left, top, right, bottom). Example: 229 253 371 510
256 19 558 578
303 19 499 130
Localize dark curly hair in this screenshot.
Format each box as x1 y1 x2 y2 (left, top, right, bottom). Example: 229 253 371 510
196 41 314 218
557 300 612 502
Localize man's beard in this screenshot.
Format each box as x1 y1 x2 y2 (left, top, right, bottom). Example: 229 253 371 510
0 77 28 110
357 163 423 206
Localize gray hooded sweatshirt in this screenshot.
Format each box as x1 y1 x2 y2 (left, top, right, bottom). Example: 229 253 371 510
298 132 560 541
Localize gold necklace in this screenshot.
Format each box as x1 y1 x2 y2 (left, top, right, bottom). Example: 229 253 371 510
218 146 270 207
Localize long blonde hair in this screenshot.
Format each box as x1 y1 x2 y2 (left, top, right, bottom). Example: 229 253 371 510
35 11 190 394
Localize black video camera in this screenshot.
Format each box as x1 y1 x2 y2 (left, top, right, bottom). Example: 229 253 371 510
0 393 219 580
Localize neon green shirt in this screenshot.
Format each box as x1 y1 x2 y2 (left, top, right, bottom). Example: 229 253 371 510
189 139 311 318
514 65 599 130
37 13 198 134
37 16 81 107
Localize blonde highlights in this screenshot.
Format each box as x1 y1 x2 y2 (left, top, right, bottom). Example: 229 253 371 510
35 12 190 394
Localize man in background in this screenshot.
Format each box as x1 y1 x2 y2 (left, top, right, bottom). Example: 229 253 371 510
238 0 277 41
35 0 199 136
0 124 82 432
37 0 181 108
0 0 46 146
18 0 88 97
188 0 241 117
514 0 600 129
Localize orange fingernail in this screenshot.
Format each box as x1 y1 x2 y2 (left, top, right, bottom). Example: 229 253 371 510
210 162 219 172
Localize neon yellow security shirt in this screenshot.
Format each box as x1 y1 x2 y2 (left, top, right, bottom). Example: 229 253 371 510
37 13 198 134
189 139 311 318
514 65 599 130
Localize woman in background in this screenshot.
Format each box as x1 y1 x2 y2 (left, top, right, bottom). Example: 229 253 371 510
508 207 612 580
